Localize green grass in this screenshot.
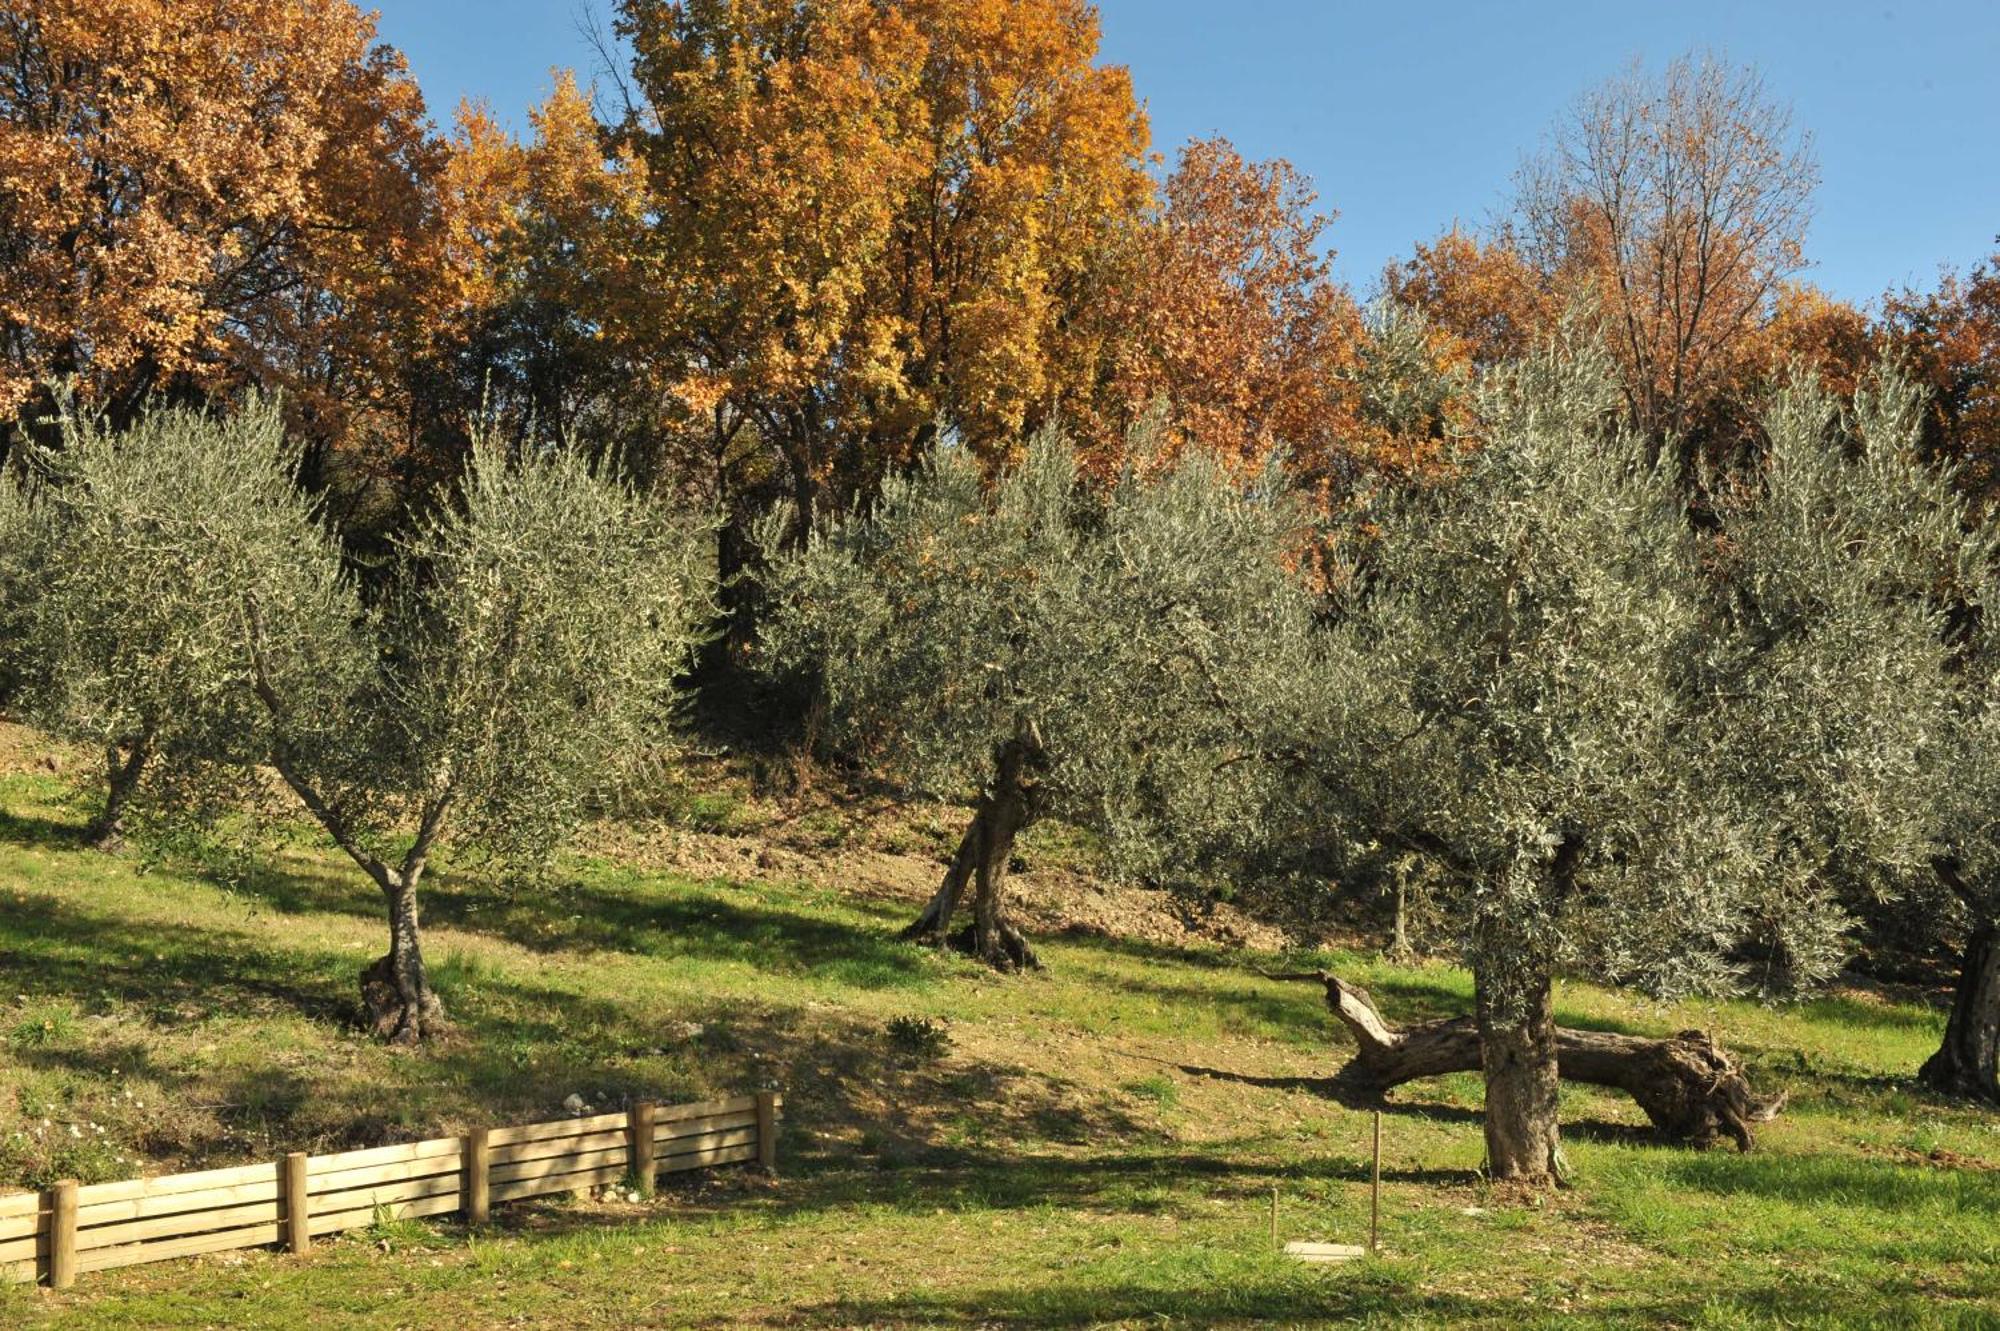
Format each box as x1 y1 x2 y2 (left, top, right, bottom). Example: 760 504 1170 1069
0 753 1996 1328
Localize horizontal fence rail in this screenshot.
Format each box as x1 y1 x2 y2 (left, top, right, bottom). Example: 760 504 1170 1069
0 1090 779 1290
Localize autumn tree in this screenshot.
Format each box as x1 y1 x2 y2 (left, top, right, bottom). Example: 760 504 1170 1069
1084 137 1363 494
880 0 1152 465
1755 284 1875 400
1513 54 1818 463
437 80 678 475
607 0 1149 544
1381 226 1552 373
759 423 1311 971
0 0 468 477
1881 249 2000 506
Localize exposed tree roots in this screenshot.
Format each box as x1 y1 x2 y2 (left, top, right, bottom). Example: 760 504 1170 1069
359 952 448 1045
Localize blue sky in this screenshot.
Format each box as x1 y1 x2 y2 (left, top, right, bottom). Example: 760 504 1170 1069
372 1 2000 307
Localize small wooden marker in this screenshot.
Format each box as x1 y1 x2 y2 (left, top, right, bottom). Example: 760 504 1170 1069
629 1101 657 1198
283 1152 311 1254
1284 1240 1365 1264
1370 1109 1382 1256
46 1179 77 1290
464 1126 491 1225
755 1091 778 1175
1269 1184 1278 1248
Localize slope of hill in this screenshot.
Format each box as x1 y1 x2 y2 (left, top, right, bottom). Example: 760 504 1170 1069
0 726 1995 1329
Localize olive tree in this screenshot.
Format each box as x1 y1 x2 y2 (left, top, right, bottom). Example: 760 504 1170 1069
1719 365 2000 1101
6 400 715 1043
236 436 716 1042
1281 328 1809 1183
1728 359 2000 1087
1836 380 2000 1105
1925 666 2000 1101
1707 367 1969 991
0 398 311 847
758 426 1312 971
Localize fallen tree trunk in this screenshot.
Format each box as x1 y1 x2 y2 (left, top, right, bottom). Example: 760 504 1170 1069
1268 970 1787 1150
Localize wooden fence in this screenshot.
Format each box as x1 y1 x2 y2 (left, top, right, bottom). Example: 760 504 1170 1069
0 1090 779 1290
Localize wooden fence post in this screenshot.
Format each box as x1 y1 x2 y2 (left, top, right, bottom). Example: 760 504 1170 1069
46 1179 77 1290
755 1091 779 1175
629 1102 657 1198
283 1152 310 1254
464 1127 490 1225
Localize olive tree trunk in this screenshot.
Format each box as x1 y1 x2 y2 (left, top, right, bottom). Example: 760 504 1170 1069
1270 971 1787 1152
359 869 446 1045
1919 919 2000 1104
1475 963 1564 1183
85 729 153 851
244 593 450 1045
904 725 1045 972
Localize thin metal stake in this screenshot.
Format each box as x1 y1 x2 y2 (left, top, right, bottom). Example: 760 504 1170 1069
1270 1184 1278 1249
1370 1109 1382 1255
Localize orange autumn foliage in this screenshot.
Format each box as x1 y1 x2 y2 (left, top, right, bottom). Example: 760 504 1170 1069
451 5 1371 536
616 0 925 511
440 77 665 461
610 0 1153 530
1883 252 2000 504
1381 226 1552 373
1747 283 1876 398
0 0 466 468
883 0 1153 464
1086 137 1362 491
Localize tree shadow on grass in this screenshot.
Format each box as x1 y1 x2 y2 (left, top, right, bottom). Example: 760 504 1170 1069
188 845 941 992
762 1279 1486 1330
1038 926 1268 975
1661 1149 2000 1216
1789 990 1947 1035
0 803 92 851
0 892 356 1030
0 888 1165 1181
753 1271 1989 1331
488 1131 1481 1250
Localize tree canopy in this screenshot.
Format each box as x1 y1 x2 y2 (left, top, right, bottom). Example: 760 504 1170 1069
0 396 328 847
758 422 1312 968
1270 328 1831 1181
3 396 716 1042
0 0 470 477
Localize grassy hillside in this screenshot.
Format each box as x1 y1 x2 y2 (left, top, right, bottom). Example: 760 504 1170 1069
0 733 1996 1328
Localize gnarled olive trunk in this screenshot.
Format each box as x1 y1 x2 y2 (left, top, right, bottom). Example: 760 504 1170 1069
1274 971 1786 1151
904 725 1045 972
1475 962 1564 1184
360 872 446 1045
1919 919 2000 1104
85 730 154 851
244 592 449 1046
